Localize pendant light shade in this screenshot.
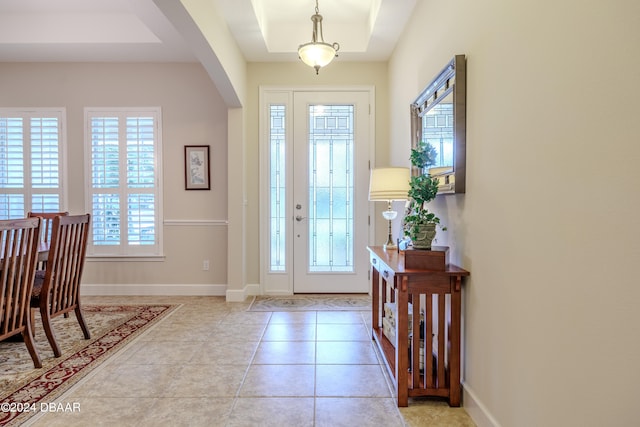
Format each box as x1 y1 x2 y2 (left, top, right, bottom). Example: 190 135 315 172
298 1 340 74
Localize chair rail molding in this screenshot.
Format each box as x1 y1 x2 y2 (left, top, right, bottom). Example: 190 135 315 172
163 219 228 226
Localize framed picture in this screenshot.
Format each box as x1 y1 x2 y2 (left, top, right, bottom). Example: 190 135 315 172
184 145 211 190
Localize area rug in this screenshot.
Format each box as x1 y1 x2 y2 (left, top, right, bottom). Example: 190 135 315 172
248 294 371 311
0 304 178 427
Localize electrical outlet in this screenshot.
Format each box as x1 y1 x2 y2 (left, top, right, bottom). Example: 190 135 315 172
203 260 210 271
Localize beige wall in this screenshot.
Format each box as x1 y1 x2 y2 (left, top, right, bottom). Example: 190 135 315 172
389 0 640 426
244 61 389 286
0 62 229 291
178 0 246 106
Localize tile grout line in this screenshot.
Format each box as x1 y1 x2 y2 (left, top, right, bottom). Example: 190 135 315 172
223 309 271 426
313 310 318 426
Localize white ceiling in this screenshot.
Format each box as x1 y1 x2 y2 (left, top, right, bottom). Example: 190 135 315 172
0 0 416 63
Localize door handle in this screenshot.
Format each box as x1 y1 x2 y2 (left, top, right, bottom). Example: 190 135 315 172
295 215 306 222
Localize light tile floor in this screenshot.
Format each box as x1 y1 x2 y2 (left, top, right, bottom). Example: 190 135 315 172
29 296 475 427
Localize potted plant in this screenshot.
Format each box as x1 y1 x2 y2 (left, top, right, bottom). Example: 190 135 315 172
403 141 446 249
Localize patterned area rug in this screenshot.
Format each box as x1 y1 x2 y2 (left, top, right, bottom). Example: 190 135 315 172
0 304 178 426
248 294 371 311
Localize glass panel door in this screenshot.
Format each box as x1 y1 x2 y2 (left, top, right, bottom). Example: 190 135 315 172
306 104 354 273
292 91 369 293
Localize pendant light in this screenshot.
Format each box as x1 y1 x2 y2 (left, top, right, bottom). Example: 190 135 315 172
297 0 340 74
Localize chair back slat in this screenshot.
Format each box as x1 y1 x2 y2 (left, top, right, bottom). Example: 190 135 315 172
0 218 40 340
27 212 69 244
41 214 90 318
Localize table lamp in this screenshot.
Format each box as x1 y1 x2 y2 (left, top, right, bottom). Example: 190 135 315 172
368 167 410 250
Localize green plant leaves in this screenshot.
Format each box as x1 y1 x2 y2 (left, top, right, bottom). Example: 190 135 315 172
403 141 447 241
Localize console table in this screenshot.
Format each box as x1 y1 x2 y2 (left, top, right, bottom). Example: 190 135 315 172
368 246 469 407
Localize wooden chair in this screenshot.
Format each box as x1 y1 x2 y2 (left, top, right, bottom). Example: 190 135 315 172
31 214 91 357
0 217 43 368
27 211 69 270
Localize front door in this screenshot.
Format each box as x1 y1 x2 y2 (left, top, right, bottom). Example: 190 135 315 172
261 89 372 294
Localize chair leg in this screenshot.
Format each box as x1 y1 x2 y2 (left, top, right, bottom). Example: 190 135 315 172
23 315 42 369
40 308 62 357
75 306 91 339
30 308 36 336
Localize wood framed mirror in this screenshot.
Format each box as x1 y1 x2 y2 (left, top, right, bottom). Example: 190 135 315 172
410 55 467 194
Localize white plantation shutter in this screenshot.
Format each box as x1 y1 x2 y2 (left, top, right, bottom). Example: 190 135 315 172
0 109 65 219
31 117 62 212
31 117 60 187
85 108 162 257
126 117 156 246
0 117 23 188
91 117 119 189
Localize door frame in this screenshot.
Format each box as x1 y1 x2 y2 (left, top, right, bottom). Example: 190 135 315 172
258 86 376 295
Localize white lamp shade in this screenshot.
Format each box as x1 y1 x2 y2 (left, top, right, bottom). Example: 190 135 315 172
368 167 410 201
298 42 337 68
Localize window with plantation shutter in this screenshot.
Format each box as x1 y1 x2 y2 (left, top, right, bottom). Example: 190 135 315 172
85 108 163 257
0 109 65 219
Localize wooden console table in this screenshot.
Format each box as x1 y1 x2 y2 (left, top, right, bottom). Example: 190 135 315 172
368 246 469 407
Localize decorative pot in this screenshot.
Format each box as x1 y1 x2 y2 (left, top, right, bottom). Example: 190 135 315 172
412 223 437 250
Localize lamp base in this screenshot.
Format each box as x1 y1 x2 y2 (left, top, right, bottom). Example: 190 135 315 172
382 206 397 250
383 236 397 251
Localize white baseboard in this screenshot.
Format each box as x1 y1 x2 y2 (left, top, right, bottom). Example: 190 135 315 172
81 283 227 296
462 382 501 427
226 283 260 302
